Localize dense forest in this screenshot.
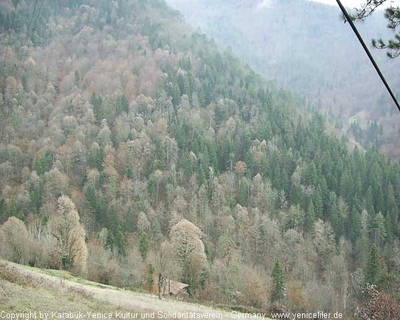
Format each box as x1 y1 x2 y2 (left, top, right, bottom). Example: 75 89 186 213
0 0 400 318
166 0 400 160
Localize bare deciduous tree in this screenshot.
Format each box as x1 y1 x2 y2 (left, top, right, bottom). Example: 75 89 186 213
170 219 208 291
0 216 31 264
152 240 181 299
48 195 88 275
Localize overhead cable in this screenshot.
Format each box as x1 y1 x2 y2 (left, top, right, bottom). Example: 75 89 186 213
335 0 400 113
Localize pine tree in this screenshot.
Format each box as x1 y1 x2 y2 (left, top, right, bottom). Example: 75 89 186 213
271 260 286 303
116 95 129 115
304 199 316 233
366 244 380 286
289 183 303 207
91 92 104 123
238 178 249 207
22 74 28 92
74 70 80 86
353 1 400 58
365 186 375 216
387 209 398 241
116 229 126 257
372 212 386 246
313 188 323 219
303 161 318 187
106 230 115 252
349 206 361 244
139 231 150 261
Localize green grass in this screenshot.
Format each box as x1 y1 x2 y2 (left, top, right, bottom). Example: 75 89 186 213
0 278 133 314
19 264 117 290
0 261 134 314
0 260 273 320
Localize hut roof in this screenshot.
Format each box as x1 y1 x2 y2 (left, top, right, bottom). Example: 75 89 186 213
165 279 189 295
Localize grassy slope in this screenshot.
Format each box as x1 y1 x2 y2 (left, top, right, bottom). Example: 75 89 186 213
0 260 273 319
0 260 131 314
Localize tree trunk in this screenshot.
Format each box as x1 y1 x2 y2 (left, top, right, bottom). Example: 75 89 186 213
158 273 163 300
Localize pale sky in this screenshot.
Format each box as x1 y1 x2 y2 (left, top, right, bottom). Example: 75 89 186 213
309 0 396 8
310 0 366 6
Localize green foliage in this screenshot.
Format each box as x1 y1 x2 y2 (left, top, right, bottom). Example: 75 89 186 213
91 93 105 124
366 244 380 286
106 230 115 252
0 199 4 222
147 263 155 288
29 185 43 214
1 0 400 312
61 255 73 270
271 261 286 303
116 95 129 115
353 2 400 58
371 212 387 246
139 232 150 261
74 70 80 86
34 150 54 176
304 199 316 233
349 206 361 243
116 229 126 257
22 75 28 92
95 148 105 171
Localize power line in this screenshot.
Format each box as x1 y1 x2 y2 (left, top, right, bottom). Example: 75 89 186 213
335 0 400 113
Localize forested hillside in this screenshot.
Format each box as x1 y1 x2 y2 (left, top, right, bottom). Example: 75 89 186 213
166 0 400 160
1 0 400 318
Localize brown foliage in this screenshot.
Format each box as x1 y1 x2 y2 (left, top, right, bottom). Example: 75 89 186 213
286 280 307 312
235 266 270 310
48 196 88 275
355 284 400 320
0 217 31 264
234 161 247 176
5 76 18 102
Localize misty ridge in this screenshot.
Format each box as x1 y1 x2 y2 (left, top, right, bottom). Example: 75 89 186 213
166 0 400 158
1 0 400 319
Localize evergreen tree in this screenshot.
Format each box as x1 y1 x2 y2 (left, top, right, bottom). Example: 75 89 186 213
371 212 387 246
22 74 28 92
353 1 400 58
147 263 155 289
34 150 54 175
289 183 303 207
304 199 316 233
312 188 323 219
91 92 104 123
123 207 135 233
106 230 115 252
139 231 150 261
116 95 129 115
366 244 380 286
271 260 286 303
365 186 375 216
75 70 80 86
385 182 397 214
303 161 318 187
349 206 361 244
339 170 352 204
238 178 249 207
386 209 398 242
116 229 126 257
